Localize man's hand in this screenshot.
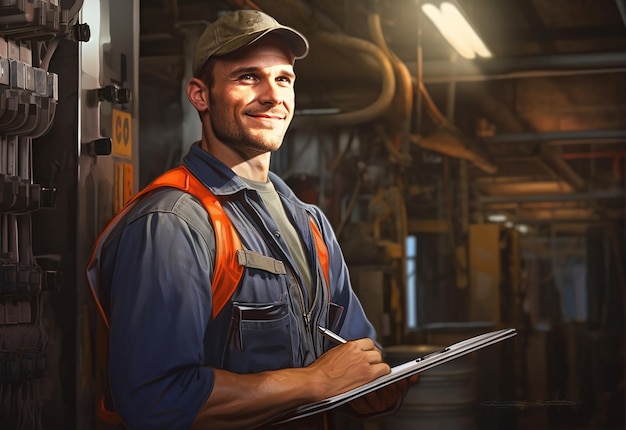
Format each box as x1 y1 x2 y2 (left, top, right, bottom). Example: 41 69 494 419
347 373 420 418
307 338 391 399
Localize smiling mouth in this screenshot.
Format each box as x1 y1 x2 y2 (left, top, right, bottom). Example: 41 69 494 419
246 115 288 130
246 110 288 120
250 114 284 120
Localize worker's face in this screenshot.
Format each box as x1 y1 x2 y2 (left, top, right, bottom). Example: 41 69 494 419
206 36 296 157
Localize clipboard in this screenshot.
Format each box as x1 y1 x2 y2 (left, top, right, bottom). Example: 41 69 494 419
273 327 517 425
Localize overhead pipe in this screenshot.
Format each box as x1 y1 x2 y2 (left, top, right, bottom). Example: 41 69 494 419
562 150 626 180
411 52 626 83
412 76 447 127
368 13 413 151
561 150 626 160
290 31 396 128
486 129 626 144
477 188 624 204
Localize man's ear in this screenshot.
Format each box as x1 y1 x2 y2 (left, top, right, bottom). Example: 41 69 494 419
186 77 209 112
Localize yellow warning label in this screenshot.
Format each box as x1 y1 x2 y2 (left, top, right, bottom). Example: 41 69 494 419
123 162 134 205
112 109 132 159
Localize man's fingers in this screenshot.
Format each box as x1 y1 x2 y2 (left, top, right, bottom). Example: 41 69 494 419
347 379 408 418
351 338 381 353
359 349 385 365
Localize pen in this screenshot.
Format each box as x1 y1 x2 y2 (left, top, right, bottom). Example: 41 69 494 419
318 326 347 344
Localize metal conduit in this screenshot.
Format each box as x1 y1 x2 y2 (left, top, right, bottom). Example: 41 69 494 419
412 51 626 83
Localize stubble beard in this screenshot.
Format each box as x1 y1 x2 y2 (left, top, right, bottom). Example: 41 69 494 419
209 100 288 158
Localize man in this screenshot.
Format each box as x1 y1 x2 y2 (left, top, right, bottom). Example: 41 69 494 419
87 9 414 430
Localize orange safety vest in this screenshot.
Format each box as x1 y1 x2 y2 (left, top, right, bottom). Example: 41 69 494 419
87 165 330 427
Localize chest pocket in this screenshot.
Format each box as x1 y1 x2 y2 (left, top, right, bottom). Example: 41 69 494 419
220 249 294 372
225 301 294 373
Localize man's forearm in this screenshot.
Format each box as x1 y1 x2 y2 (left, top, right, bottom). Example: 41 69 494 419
191 367 320 429
190 339 390 429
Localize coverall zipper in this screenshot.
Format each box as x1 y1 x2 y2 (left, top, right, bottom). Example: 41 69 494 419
244 191 321 359
287 263 319 360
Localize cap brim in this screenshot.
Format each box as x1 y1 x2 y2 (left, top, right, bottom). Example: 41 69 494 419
215 26 309 59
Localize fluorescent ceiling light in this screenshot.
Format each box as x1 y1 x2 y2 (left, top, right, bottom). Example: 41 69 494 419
422 2 492 59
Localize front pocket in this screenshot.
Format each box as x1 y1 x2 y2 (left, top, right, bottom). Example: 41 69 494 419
223 302 294 373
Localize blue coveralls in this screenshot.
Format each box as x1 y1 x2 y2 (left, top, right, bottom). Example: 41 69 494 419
87 143 377 429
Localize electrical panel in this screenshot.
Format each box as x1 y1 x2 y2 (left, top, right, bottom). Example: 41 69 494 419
0 0 139 426
0 1 80 428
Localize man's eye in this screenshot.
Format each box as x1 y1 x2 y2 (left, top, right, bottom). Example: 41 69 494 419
277 76 293 85
239 74 256 81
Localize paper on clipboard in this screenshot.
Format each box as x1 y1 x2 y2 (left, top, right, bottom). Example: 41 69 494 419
273 328 517 425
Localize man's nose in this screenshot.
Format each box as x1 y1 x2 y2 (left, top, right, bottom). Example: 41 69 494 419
258 80 286 105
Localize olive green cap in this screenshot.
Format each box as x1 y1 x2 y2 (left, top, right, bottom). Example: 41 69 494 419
193 10 309 76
